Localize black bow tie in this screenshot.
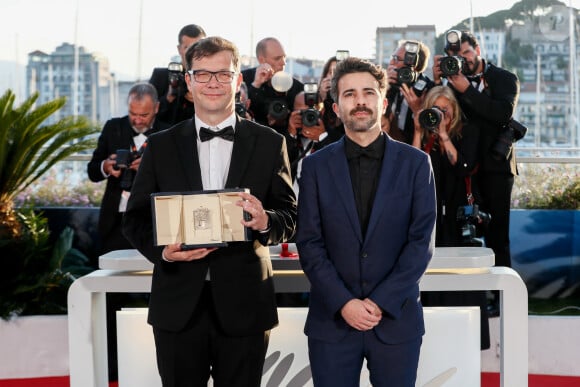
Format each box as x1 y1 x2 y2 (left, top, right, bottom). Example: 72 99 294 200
133 129 151 137
199 126 235 142
467 75 482 86
346 144 383 160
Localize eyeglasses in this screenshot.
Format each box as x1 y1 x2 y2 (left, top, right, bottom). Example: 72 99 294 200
390 55 404 64
187 70 236 83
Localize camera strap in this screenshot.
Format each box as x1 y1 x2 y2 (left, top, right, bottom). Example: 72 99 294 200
464 164 479 206
422 133 438 154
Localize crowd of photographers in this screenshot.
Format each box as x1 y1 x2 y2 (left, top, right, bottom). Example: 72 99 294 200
87 25 525 374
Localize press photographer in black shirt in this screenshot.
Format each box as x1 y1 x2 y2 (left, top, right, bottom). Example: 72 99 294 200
148 24 206 125
386 40 434 144
433 30 521 274
242 37 303 135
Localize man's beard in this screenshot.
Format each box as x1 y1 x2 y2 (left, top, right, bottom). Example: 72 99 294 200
343 107 376 132
463 57 481 76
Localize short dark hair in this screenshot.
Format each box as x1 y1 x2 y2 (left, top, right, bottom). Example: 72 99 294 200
330 57 388 103
178 24 206 44
460 30 479 49
184 36 240 72
128 82 158 104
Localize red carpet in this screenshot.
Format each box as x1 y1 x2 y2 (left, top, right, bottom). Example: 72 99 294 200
481 372 580 386
0 377 116 387
1 374 580 386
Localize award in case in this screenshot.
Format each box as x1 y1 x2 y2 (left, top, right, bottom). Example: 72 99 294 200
151 188 252 249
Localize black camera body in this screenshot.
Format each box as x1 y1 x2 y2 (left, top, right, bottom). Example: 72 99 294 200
268 99 290 121
456 204 491 246
439 56 464 77
491 119 528 161
114 145 146 190
418 107 443 132
301 83 320 127
440 30 465 77
167 62 185 95
396 67 418 86
395 42 420 87
301 108 320 127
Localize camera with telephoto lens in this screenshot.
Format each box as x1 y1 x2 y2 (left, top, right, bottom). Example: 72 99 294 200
395 42 420 86
418 107 444 132
456 204 491 246
301 83 320 128
440 30 465 77
114 145 147 190
491 119 528 161
167 62 185 96
268 99 290 120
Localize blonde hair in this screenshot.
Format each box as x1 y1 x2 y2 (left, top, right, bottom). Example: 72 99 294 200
422 86 462 138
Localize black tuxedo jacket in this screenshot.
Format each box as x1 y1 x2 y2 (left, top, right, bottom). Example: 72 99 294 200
122 117 297 334
451 63 520 176
87 116 170 244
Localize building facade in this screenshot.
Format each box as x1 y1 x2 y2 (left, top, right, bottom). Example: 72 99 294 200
26 43 117 125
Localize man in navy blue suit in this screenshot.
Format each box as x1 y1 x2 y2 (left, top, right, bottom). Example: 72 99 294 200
296 57 436 387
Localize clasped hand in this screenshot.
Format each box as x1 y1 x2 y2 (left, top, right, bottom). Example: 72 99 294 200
341 298 382 331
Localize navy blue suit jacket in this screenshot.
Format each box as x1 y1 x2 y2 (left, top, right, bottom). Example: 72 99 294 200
296 134 436 344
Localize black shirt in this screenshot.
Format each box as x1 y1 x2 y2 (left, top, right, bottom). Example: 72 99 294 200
344 133 386 237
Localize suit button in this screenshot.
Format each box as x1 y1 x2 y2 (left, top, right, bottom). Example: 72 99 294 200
361 252 368 258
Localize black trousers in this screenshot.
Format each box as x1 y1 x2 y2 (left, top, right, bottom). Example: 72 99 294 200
152 283 270 387
479 173 514 268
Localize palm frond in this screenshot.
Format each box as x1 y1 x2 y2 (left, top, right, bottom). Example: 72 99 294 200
0 89 99 203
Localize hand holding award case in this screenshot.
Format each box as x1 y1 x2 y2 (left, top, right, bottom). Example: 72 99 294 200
151 188 252 249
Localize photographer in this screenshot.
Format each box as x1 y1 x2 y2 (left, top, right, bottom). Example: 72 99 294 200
433 31 521 305
148 24 206 125
386 40 435 144
412 85 490 350
242 37 303 135
235 81 254 120
87 82 170 255
287 88 342 191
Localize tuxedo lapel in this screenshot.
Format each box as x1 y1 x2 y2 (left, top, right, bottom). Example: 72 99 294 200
175 119 203 190
225 118 255 188
364 137 400 242
119 118 135 147
327 139 363 243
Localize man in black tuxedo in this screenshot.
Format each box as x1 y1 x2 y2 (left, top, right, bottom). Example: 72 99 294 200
123 36 297 387
148 24 206 125
433 30 520 313
87 82 170 255
434 30 520 269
